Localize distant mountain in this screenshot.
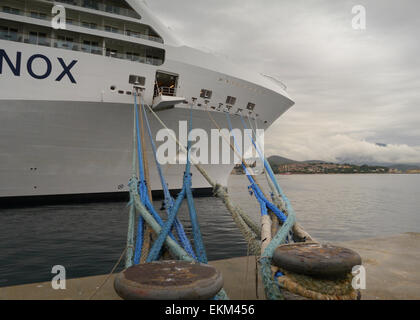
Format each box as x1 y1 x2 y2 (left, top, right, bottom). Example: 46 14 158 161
336 157 420 170
380 163 420 171
303 160 330 164
268 155 331 166
267 156 299 166
268 155 420 172
268 156 330 166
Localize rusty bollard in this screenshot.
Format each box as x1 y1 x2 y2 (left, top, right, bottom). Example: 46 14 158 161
273 243 362 278
114 260 224 300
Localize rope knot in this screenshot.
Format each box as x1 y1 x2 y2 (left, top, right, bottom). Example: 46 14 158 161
213 184 227 198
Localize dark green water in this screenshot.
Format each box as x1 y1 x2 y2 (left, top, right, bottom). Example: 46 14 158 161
0 174 419 288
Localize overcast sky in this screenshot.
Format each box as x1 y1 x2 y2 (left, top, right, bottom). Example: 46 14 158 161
148 0 420 164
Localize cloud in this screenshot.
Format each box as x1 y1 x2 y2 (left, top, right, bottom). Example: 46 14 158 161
148 0 420 163
265 127 420 164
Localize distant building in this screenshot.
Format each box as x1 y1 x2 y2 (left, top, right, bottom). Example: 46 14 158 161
406 169 420 174
273 162 389 174
389 168 402 174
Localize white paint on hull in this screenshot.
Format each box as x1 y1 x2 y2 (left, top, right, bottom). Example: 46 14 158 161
0 100 247 197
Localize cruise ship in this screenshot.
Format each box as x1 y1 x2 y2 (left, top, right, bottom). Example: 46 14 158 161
0 0 294 205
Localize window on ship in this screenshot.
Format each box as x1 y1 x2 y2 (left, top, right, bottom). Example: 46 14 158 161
55 35 75 50
105 25 119 34
1 6 21 15
1 1 162 43
106 48 118 57
0 19 165 66
30 11 47 20
83 0 99 10
28 31 49 47
126 52 140 62
0 25 19 42
80 0 141 19
82 39 102 55
82 21 98 29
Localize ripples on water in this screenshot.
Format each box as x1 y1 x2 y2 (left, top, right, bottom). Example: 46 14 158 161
0 174 419 287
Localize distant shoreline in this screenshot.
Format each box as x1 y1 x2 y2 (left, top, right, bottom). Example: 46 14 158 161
265 156 420 175
231 155 420 175
231 172 420 176
274 172 420 175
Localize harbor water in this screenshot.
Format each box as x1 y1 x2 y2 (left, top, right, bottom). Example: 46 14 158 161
0 174 419 288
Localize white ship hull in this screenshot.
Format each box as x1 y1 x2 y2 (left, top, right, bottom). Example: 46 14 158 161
0 0 294 203
0 99 243 198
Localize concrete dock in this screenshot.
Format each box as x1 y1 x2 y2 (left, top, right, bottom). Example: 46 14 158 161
0 233 419 300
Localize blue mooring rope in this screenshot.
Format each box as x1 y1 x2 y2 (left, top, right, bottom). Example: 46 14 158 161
133 102 206 264
141 98 196 259
132 94 176 264
225 113 287 223
128 95 228 300
228 112 298 299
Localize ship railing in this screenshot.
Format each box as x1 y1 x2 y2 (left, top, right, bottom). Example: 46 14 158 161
158 87 176 96
44 0 141 20
76 21 163 44
0 30 50 47
0 5 163 44
106 51 163 65
0 30 164 65
0 32 23 43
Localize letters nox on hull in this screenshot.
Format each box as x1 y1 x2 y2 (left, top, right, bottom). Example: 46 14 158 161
0 49 78 83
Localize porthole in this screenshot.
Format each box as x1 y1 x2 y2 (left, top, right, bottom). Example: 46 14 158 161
110 85 116 91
